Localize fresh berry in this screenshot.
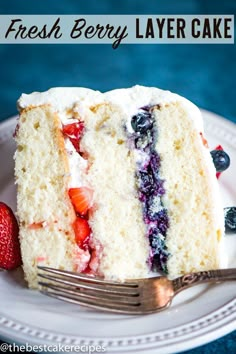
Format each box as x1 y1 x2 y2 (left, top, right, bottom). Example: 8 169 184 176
69 187 93 215
149 152 161 174
210 149 230 173
139 171 155 195
224 207 236 233
73 217 91 250
131 111 153 133
139 169 165 197
148 154 165 196
62 122 84 152
211 145 230 178
0 202 22 270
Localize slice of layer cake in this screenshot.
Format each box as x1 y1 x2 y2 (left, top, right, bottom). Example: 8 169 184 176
14 86 225 289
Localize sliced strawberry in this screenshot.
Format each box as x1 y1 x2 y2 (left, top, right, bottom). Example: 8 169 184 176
0 202 22 270
73 217 91 250
63 121 84 139
62 122 84 152
69 187 93 215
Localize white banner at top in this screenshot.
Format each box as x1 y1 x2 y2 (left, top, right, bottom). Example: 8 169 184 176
0 15 234 48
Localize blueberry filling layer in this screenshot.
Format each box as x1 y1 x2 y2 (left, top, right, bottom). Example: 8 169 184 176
126 107 169 273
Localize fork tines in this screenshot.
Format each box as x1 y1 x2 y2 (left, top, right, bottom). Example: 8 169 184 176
37 266 142 314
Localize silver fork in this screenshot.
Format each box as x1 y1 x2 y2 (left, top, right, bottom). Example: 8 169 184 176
37 266 236 315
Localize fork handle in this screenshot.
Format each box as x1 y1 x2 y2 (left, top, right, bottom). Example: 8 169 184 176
172 268 236 293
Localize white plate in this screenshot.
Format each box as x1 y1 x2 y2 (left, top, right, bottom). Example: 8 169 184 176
0 111 235 354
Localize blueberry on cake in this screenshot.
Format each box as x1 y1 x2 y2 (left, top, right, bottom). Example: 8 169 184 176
14 86 225 289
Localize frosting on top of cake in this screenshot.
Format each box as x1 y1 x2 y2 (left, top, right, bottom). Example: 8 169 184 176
18 86 203 132
105 86 203 132
18 87 104 112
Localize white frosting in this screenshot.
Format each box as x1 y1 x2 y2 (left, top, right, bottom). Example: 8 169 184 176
134 149 150 169
18 87 104 112
18 85 203 132
105 86 203 133
64 138 87 188
58 112 77 125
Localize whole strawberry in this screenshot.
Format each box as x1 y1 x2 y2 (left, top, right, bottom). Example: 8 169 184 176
0 202 22 270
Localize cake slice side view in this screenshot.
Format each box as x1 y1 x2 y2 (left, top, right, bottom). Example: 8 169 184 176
15 86 225 289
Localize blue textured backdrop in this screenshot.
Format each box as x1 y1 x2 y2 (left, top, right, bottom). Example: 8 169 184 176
0 0 235 123
0 0 235 353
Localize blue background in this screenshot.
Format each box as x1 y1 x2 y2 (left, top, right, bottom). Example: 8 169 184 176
0 0 235 353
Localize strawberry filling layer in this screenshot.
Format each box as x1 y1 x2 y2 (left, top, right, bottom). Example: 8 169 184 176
62 121 100 274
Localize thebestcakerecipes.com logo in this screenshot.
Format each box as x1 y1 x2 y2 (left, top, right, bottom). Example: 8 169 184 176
0 342 107 353
0 14 234 48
